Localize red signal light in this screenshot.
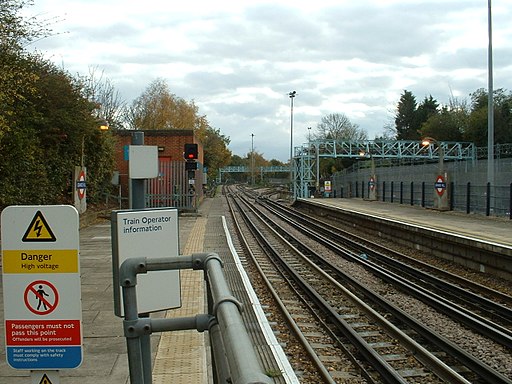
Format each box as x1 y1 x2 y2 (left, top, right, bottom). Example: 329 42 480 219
184 143 198 160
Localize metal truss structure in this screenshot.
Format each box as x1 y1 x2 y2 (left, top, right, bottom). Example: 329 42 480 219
217 140 476 197
293 140 476 198
217 165 289 183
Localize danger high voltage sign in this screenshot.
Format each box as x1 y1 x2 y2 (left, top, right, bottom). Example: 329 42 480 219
1 205 83 370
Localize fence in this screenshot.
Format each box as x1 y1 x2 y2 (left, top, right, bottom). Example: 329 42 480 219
118 253 271 384
332 158 512 218
145 160 203 210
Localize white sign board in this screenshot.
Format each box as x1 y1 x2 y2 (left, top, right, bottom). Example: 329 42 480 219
128 145 158 179
1 205 82 370
111 208 181 317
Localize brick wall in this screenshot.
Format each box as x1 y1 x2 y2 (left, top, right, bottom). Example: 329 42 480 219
114 129 203 202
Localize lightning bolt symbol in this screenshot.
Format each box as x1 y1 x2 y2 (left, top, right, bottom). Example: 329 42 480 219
34 219 43 237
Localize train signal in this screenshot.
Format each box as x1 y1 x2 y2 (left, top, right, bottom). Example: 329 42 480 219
185 161 198 171
184 143 198 160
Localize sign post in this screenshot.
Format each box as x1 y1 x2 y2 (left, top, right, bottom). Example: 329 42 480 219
433 174 450 210
1 205 82 379
324 180 332 197
368 175 377 201
111 207 181 317
73 166 87 214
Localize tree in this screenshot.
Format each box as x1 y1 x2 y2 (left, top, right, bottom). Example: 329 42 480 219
447 95 471 139
312 113 366 178
269 159 285 166
465 108 488 146
0 0 50 143
196 126 231 183
81 67 126 131
125 79 198 130
0 0 53 52
314 113 367 141
0 1 115 206
416 95 439 130
127 79 232 183
420 107 463 142
229 155 245 166
395 90 419 140
465 88 512 145
0 54 115 205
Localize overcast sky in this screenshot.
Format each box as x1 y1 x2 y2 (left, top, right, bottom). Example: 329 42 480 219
24 0 512 162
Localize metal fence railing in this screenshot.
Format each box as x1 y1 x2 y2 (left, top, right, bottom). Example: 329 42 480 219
331 157 512 219
145 160 203 211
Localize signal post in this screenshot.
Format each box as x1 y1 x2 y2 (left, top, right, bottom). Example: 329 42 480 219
184 143 198 209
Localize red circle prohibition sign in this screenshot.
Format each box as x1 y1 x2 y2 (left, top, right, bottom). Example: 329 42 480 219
24 280 59 315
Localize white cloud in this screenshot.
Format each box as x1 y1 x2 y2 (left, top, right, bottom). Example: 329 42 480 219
22 0 512 161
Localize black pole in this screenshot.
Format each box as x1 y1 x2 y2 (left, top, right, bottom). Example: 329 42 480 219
400 181 403 204
421 181 425 207
509 182 512 219
466 182 471 214
486 182 491 216
508 183 512 220
410 181 414 206
390 181 393 203
449 181 454 211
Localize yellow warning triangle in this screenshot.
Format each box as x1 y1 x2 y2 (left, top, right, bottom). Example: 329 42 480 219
22 211 56 242
39 373 53 384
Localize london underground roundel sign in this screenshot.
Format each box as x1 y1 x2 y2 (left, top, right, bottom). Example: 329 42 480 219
77 170 86 200
434 175 446 196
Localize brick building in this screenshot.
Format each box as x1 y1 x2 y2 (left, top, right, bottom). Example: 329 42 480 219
114 129 204 209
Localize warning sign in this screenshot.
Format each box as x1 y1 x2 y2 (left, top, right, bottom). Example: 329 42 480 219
1 205 82 370
24 280 59 315
6 319 81 346
39 373 53 384
22 211 56 242
31 370 60 384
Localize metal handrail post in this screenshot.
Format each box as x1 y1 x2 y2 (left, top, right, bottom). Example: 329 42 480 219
205 255 271 384
119 253 272 384
121 276 146 384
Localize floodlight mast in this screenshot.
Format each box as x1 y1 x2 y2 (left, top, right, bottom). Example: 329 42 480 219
288 91 297 197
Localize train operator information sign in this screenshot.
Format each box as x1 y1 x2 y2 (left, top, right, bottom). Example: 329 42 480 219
1 205 82 370
111 207 181 317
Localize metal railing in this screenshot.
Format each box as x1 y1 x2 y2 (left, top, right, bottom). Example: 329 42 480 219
331 179 512 219
119 252 272 384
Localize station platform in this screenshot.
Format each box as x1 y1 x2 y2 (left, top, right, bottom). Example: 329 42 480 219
298 197 512 247
0 193 295 384
3 194 511 384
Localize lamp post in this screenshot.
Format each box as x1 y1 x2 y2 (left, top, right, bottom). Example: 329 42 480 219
307 127 312 197
288 91 296 197
251 133 255 186
487 0 494 187
422 137 444 176
422 137 448 210
76 120 110 214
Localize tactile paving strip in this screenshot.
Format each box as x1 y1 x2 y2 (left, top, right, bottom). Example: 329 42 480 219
152 215 208 384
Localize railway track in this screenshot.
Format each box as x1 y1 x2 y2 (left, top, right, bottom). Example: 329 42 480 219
224 185 512 383
259 197 512 348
